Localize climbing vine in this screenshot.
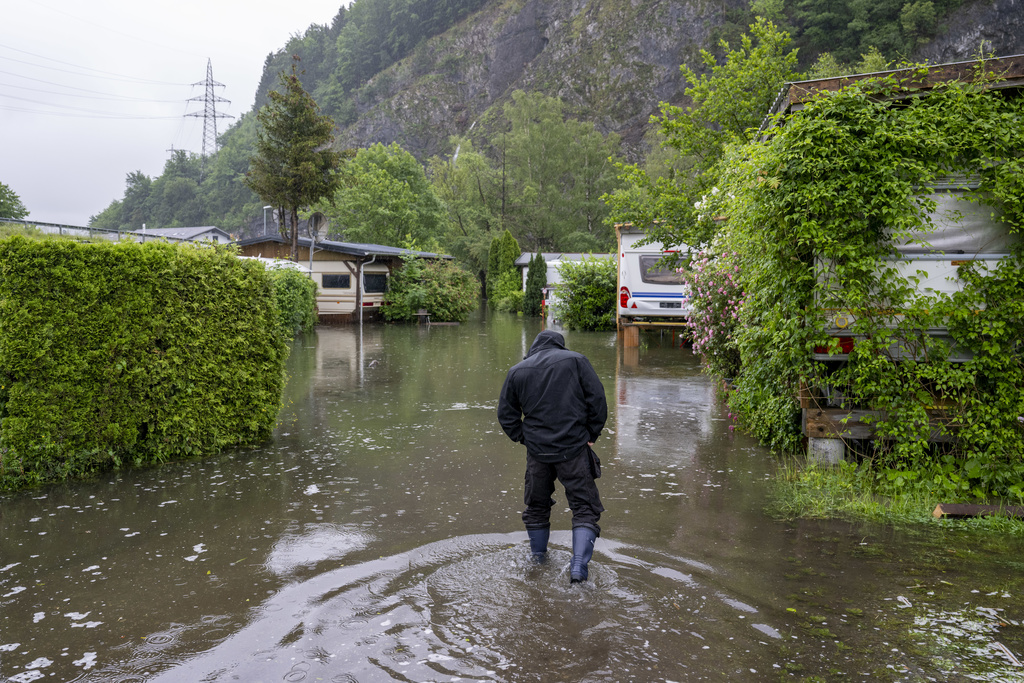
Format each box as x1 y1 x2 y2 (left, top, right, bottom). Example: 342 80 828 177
715 63 1024 500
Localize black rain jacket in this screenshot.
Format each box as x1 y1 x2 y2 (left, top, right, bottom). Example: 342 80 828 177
497 330 608 463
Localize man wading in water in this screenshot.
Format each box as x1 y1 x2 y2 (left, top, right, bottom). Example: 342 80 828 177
498 330 607 583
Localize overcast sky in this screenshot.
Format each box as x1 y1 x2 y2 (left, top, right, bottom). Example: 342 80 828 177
1 0 346 226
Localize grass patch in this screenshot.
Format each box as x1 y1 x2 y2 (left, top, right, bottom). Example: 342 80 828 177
767 458 1024 536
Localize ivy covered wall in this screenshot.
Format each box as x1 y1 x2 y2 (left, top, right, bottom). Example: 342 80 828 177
714 64 1024 499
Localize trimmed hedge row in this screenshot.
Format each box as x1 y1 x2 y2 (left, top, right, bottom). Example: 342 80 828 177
0 237 289 490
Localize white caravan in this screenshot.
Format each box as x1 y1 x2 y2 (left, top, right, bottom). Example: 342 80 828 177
616 224 693 322
814 175 1018 362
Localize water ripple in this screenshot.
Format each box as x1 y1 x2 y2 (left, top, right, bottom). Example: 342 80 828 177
69 533 787 682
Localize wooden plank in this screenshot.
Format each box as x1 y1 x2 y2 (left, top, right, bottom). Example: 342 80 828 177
804 408 953 442
933 503 1024 519
805 409 882 440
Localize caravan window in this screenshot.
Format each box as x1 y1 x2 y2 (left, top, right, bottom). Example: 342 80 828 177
322 274 351 289
639 255 687 285
364 273 388 293
895 178 1015 255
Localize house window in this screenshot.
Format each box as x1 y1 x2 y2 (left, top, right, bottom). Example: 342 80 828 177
363 273 388 293
322 273 351 289
639 254 687 285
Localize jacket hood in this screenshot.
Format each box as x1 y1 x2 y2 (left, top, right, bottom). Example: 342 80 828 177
526 330 566 358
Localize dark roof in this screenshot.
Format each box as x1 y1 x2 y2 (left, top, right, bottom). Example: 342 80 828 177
515 252 561 266
233 235 452 260
515 252 612 266
133 226 230 239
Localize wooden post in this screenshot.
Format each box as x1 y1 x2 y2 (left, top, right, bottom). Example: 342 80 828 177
622 325 640 348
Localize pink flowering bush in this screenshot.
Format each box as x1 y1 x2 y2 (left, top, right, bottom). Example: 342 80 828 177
681 251 744 378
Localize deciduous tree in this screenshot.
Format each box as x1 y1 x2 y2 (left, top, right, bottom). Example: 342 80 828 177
0 181 28 220
500 91 620 252
318 142 445 247
428 137 501 283
605 17 799 251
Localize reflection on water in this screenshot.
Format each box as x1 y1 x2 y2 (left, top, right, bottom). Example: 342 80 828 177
1 315 1022 682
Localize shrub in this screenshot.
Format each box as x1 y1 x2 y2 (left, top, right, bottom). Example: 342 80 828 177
682 251 744 378
0 237 288 490
383 255 479 322
0 223 89 242
491 268 523 313
495 289 524 314
554 256 617 331
267 266 318 338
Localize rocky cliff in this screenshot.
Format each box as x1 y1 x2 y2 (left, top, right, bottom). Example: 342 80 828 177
915 0 1024 64
336 0 744 161
330 0 1024 164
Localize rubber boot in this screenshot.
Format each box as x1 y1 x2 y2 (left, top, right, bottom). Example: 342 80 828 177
569 527 597 583
527 527 549 564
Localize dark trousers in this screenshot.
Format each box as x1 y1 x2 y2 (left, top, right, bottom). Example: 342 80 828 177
522 448 603 536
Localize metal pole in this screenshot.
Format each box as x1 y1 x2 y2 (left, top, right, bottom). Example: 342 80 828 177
358 254 377 325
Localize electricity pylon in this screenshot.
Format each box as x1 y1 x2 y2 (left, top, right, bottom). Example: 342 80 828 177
186 59 233 176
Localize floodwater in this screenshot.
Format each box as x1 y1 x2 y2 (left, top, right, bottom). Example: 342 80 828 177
1 312 1022 683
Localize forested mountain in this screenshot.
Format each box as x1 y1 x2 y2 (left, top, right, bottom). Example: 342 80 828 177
89 0 1024 248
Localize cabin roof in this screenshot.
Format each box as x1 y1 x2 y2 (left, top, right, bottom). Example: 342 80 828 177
133 226 230 239
233 235 451 260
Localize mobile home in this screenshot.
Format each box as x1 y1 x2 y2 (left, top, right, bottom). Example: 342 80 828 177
813 175 1015 363
763 57 1024 363
616 224 693 323
234 235 450 323
515 252 613 314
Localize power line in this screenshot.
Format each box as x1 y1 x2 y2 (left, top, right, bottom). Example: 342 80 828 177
0 78 185 103
0 44 189 86
0 103 181 120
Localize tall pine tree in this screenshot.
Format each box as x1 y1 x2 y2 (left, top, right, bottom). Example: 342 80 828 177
247 58 342 261
487 229 522 309
524 252 547 316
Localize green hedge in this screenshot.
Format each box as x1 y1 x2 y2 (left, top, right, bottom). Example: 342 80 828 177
0 237 289 490
267 266 318 338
